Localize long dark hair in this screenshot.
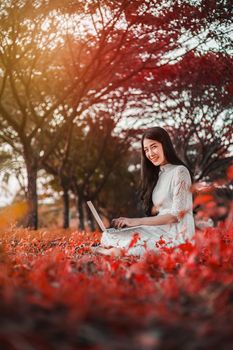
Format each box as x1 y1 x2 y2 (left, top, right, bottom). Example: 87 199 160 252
140 126 192 215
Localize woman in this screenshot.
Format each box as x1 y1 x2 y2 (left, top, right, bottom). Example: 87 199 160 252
98 126 195 256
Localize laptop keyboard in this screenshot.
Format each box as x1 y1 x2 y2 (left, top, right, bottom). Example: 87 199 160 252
106 227 130 233
106 227 119 233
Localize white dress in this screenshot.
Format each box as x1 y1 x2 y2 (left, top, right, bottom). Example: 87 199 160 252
101 163 195 256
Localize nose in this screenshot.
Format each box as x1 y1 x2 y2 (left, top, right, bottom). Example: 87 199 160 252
148 148 155 158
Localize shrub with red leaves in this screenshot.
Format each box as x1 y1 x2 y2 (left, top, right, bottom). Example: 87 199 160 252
0 224 232 350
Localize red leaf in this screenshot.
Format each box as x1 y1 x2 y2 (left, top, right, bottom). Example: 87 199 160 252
128 233 140 249
155 236 166 248
194 194 214 206
226 165 233 180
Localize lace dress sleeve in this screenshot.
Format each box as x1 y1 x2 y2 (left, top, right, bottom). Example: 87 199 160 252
170 166 192 222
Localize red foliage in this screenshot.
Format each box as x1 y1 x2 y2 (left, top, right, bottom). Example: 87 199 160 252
194 194 215 206
226 165 233 180
128 233 140 249
0 224 232 349
139 51 233 103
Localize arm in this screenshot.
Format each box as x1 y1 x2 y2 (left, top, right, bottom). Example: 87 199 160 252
112 214 178 228
170 166 192 221
113 166 192 229
135 214 178 225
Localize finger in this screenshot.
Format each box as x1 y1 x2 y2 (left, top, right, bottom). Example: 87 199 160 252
116 218 124 228
112 218 121 228
120 220 126 228
118 221 123 229
113 219 119 228
115 220 121 229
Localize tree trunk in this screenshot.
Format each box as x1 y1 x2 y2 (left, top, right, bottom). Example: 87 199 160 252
62 187 70 229
25 159 38 229
77 194 85 231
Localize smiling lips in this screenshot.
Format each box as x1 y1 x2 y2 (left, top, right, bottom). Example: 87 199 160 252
151 157 159 162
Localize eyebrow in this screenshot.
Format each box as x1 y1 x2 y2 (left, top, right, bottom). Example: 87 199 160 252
144 142 158 150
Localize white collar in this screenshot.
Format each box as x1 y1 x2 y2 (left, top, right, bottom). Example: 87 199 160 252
159 163 174 173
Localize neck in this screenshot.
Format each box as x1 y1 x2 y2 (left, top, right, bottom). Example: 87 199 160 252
160 161 168 166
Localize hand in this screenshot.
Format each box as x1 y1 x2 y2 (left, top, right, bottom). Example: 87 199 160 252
151 205 158 216
111 217 138 229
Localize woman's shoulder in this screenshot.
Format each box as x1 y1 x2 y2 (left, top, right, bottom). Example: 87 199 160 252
172 164 191 182
174 164 189 172
161 164 190 177
167 164 188 174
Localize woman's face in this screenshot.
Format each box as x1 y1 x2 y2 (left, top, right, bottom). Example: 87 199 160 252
143 138 167 166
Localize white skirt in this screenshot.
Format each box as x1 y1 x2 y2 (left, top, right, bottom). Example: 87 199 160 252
101 224 189 256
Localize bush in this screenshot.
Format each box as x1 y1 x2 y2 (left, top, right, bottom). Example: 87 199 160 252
0 224 232 350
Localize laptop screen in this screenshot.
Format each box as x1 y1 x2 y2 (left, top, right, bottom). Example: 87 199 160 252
87 201 106 232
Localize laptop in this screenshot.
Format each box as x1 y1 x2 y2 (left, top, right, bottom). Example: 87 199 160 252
87 201 143 233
